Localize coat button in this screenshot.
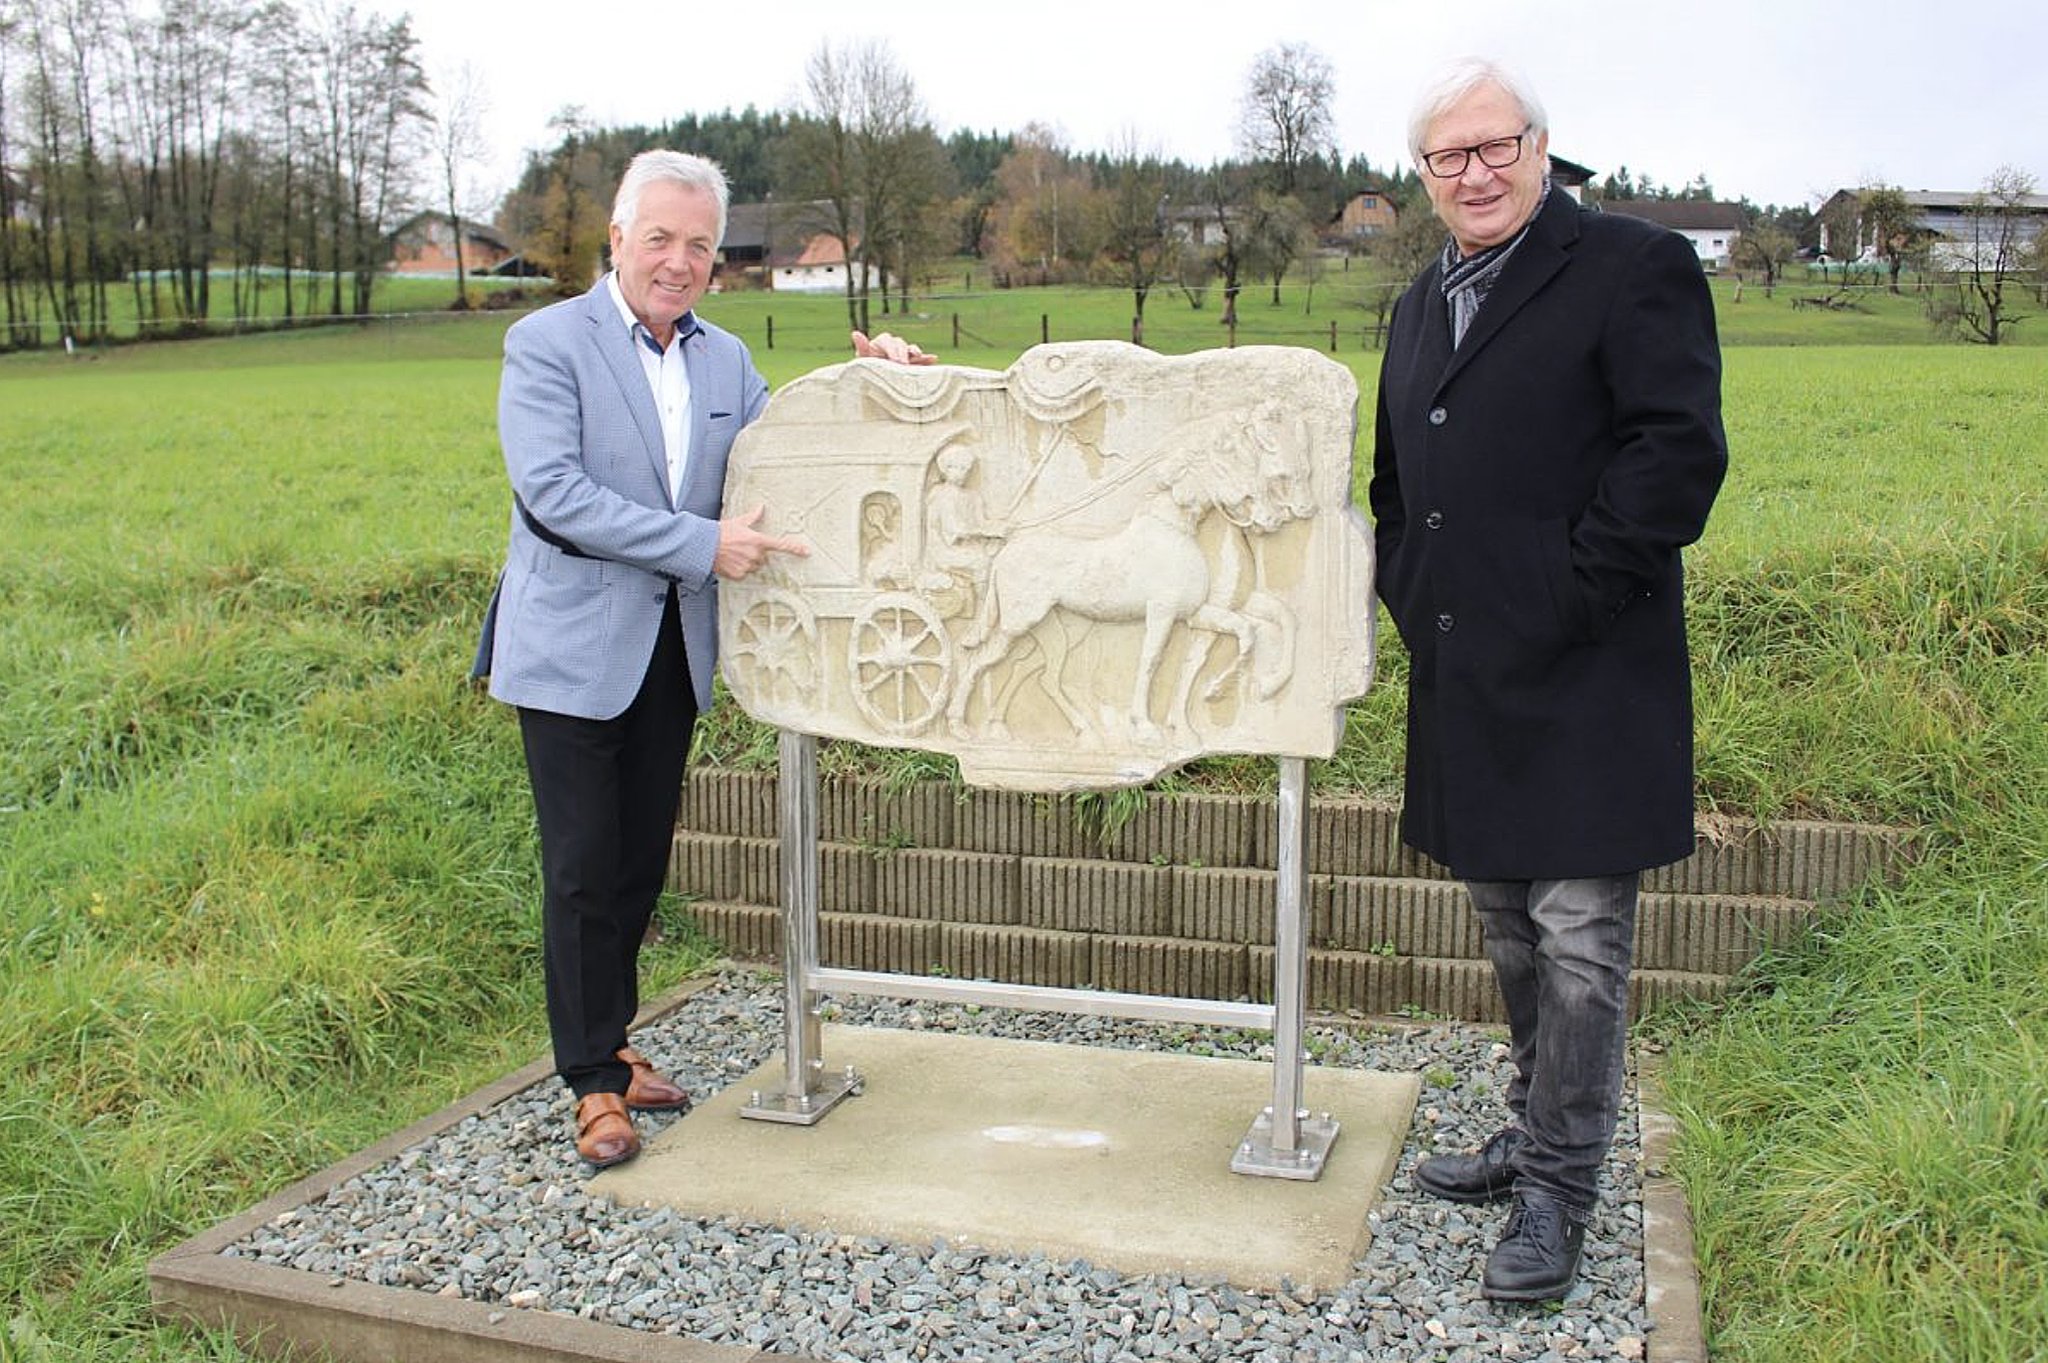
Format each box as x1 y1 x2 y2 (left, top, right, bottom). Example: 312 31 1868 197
1436 612 1455 633
1428 406 1447 426
1425 510 1445 530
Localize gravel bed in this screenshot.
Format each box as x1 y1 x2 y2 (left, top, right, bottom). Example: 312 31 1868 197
227 970 1651 1361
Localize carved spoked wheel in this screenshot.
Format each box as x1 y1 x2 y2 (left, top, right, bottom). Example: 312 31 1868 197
849 592 952 736
728 591 819 714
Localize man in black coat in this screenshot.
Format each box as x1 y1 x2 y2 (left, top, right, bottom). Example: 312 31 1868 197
1368 57 1727 1301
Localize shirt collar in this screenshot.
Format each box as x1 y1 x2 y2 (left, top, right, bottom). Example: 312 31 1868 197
604 271 701 352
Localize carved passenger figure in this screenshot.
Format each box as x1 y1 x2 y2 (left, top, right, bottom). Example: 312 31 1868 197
920 442 1002 606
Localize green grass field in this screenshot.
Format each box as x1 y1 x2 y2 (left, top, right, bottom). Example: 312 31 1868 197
2 301 2044 1361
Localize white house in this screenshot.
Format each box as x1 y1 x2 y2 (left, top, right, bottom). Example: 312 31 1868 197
1596 200 1746 270
770 233 892 294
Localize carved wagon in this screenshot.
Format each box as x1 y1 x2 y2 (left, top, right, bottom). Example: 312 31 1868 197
723 420 979 741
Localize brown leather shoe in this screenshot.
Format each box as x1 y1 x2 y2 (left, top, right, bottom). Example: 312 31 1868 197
574 1093 639 1168
617 1046 691 1112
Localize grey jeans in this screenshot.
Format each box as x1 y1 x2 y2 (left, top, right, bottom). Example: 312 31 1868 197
1465 874 1639 1212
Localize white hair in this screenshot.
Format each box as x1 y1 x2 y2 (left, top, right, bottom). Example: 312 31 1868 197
1406 56 1549 164
611 150 731 246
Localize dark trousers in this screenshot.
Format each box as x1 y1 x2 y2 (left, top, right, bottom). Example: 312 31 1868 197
517 590 696 1100
1465 873 1640 1211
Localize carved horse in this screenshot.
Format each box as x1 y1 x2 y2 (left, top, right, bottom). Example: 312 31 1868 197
948 401 1316 742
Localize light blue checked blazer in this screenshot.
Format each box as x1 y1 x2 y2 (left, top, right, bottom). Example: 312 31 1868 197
477 279 769 718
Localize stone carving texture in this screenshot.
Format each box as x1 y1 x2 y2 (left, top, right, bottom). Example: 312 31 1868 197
719 341 1375 791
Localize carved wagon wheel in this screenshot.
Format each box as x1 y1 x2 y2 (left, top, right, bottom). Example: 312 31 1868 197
727 590 819 714
849 591 952 737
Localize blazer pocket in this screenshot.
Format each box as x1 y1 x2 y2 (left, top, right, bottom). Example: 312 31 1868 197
499 563 613 691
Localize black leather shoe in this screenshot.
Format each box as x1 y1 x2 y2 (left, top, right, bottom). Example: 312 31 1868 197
1414 1126 1527 1204
1482 1190 1588 1302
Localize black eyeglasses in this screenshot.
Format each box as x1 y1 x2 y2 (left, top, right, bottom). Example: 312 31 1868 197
1420 125 1531 179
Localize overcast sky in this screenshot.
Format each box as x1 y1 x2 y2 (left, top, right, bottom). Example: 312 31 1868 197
405 0 2047 214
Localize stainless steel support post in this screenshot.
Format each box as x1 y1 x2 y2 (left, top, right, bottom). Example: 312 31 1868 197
1233 756 1339 1178
741 731 862 1124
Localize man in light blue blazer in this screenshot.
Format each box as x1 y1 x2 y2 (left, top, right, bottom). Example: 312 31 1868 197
477 150 928 1168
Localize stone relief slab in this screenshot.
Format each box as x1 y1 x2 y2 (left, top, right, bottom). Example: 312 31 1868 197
719 341 1375 791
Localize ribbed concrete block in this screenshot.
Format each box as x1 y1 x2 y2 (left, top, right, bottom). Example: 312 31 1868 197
725 839 879 912
870 848 1021 924
1165 866 1332 946
1102 793 1260 868
680 768 778 837
938 924 1092 989
684 900 781 961
951 789 1100 857
820 844 878 914
1321 877 1481 957
1309 799 1407 877
1171 866 1280 944
668 832 740 901
734 837 779 906
1250 948 1416 1015
1406 957 1506 1024
1655 820 1917 899
821 912 942 974
1021 859 1171 934
1090 936 1250 1002
1635 894 1822 974
820 778 955 850
1631 969 1731 1017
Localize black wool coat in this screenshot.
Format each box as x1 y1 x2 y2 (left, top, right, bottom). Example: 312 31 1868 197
1368 190 1728 880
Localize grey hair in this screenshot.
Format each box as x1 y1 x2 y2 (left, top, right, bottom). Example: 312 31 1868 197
1406 56 1549 164
611 150 731 246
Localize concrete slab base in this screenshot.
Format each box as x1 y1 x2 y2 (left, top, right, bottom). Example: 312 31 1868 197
594 1026 1420 1291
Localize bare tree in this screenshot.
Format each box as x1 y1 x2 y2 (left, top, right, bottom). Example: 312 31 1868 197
1091 135 1171 345
0 2 32 346
427 58 488 307
1237 43 1334 195
1938 166 2037 346
243 0 310 320
303 0 426 316
115 0 248 327
781 39 941 332
23 0 119 343
1855 184 1920 294
1243 190 1311 305
1193 163 1253 326
1730 218 1796 297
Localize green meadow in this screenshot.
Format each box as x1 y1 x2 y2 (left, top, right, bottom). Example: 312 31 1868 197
2 285 2044 1361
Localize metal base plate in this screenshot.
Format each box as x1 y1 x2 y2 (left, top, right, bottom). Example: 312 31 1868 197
1231 1108 1340 1180
738 1066 864 1126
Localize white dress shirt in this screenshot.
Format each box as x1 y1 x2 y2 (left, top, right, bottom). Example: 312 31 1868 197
606 272 692 506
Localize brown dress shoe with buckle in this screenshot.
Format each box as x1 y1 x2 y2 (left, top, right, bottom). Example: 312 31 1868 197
574 1093 639 1168
617 1046 692 1112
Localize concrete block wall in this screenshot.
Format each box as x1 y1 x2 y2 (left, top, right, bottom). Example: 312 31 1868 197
670 770 1918 1023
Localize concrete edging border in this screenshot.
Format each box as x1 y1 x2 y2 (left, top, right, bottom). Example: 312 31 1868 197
1637 1046 1710 1363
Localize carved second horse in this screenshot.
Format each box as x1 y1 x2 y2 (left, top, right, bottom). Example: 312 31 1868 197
948 402 1315 741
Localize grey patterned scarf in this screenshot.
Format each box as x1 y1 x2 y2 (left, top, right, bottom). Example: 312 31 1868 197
1440 178 1552 346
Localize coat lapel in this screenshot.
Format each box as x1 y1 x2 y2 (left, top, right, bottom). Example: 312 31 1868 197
581 282 674 505
1434 190 1579 395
